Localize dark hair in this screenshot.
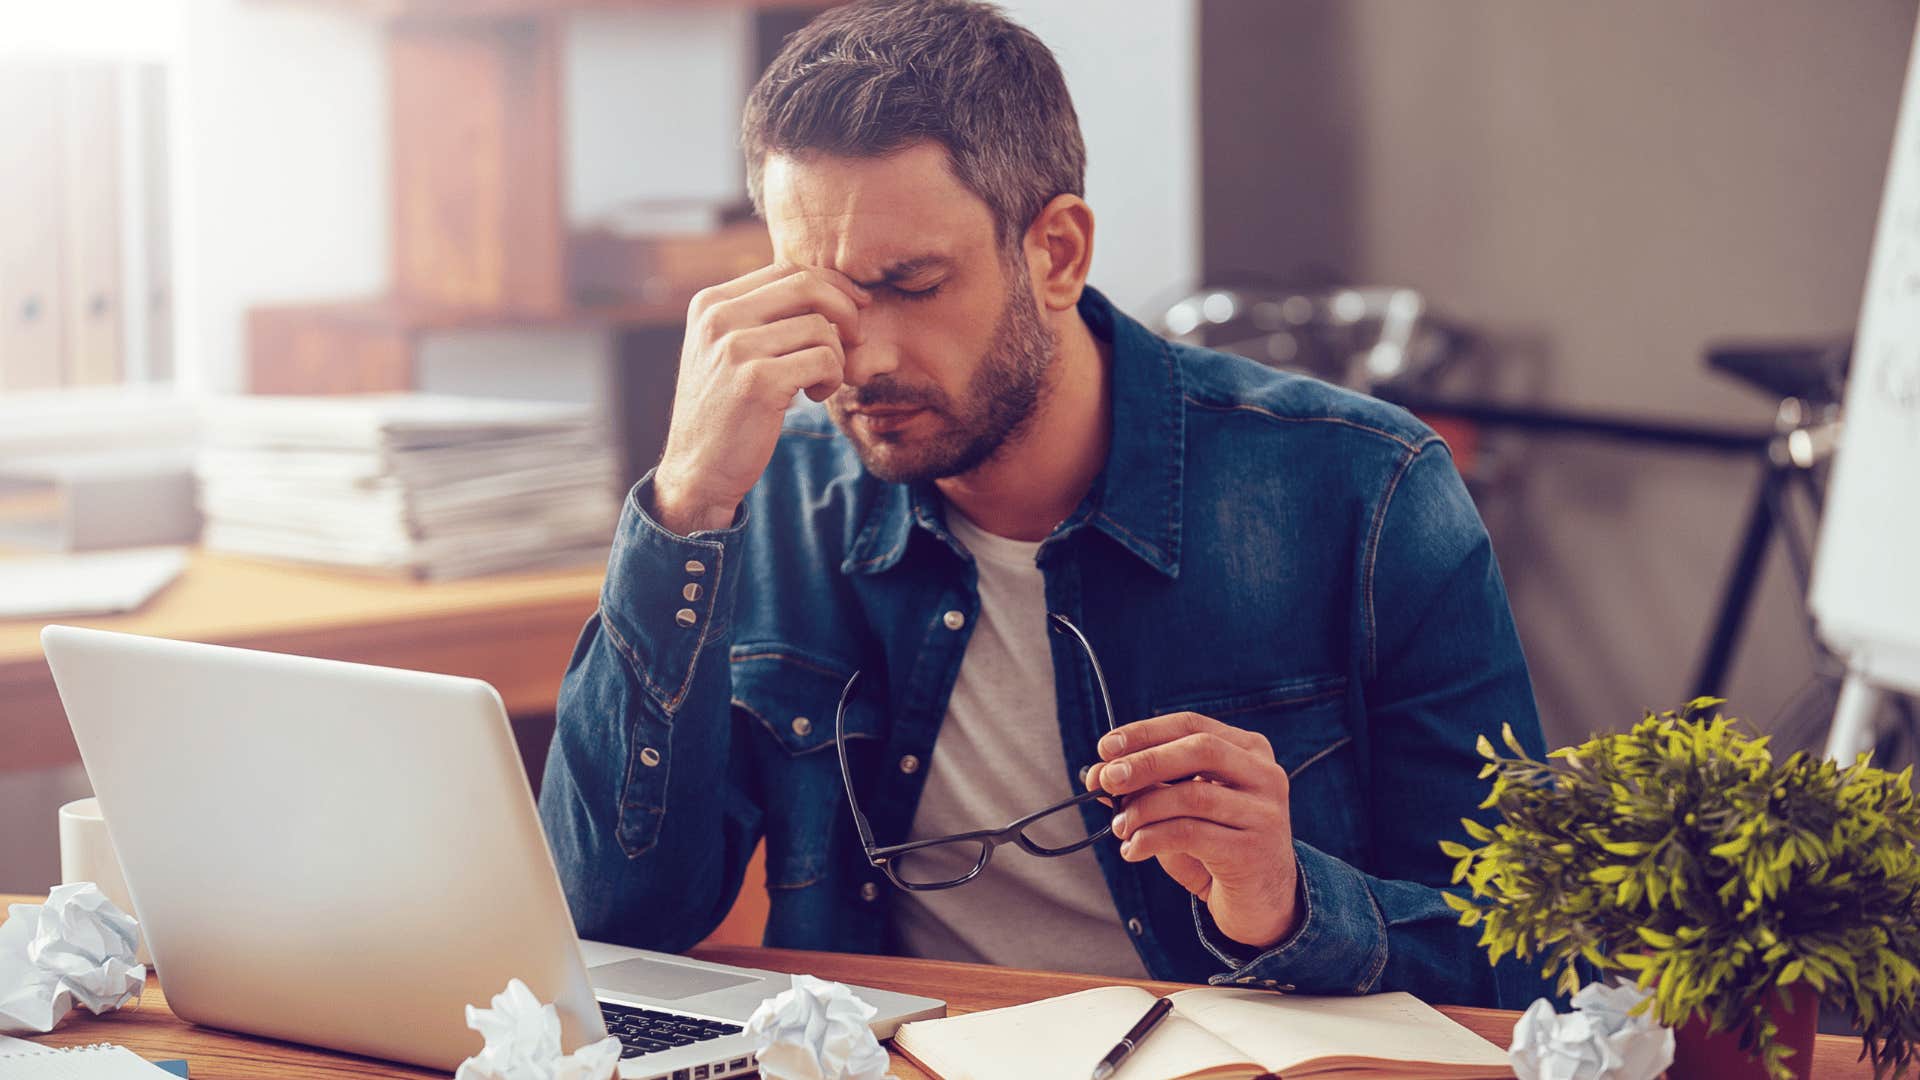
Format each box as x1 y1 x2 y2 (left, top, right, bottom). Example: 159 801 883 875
742 0 1086 246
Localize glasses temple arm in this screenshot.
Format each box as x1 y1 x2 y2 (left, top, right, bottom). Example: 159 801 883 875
834 670 879 851
1049 613 1118 732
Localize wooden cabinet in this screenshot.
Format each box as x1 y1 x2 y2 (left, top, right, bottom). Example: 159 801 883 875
390 18 566 314
245 0 820 396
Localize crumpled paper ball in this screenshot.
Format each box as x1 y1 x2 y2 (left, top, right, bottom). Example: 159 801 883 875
454 978 622 1080
0 882 147 1035
1510 981 1676 1080
744 974 891 1080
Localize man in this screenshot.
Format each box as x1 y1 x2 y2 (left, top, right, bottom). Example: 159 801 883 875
540 0 1550 1007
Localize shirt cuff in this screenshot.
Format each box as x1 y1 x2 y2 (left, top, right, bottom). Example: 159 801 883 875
597 469 748 714
1194 840 1390 995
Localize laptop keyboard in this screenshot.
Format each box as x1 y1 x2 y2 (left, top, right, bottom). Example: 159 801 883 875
599 1001 744 1059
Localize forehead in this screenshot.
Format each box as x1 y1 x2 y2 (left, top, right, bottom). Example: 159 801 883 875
760 142 998 274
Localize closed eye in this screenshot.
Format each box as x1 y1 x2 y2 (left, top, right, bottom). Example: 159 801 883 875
891 282 944 302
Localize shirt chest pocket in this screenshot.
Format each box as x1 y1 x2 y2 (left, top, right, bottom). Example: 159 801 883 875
729 649 881 890
1151 674 1365 866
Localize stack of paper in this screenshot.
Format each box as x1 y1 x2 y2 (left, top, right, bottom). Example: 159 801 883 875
196 395 620 580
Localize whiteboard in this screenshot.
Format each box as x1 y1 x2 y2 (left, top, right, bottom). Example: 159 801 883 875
1809 13 1920 698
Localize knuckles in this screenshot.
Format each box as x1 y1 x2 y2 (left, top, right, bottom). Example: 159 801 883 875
693 302 730 347
687 285 722 320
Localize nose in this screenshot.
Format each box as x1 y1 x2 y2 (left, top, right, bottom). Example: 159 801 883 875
841 317 901 388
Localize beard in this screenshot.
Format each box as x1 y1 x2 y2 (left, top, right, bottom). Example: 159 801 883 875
828 265 1057 485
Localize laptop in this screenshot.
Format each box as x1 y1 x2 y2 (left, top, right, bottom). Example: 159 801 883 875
40 625 945 1080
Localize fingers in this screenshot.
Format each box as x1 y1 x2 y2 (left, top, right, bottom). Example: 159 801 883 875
1150 851 1215 899
717 313 848 402
774 345 846 403
1109 777 1271 841
727 311 845 359
1099 712 1271 762
1118 816 1246 866
701 268 869 350
688 262 801 308
1095 730 1283 797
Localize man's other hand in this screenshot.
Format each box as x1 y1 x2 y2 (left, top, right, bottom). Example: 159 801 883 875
1085 711 1302 951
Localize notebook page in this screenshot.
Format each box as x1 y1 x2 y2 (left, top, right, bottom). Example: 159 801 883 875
1168 988 1510 1074
0 1043 179 1078
893 985 1258 1080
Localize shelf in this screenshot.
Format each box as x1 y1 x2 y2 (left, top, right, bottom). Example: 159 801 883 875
256 0 837 20
246 295 695 394
254 296 691 333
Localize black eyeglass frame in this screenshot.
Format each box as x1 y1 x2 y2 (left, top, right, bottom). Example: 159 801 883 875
833 612 1120 892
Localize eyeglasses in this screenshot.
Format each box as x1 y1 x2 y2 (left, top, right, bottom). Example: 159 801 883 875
834 612 1118 891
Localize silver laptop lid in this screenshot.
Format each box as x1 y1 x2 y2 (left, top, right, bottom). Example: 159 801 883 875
41 624 605 1070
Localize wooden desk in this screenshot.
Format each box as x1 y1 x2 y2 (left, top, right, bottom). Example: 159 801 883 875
0 895 1878 1080
0 550 603 772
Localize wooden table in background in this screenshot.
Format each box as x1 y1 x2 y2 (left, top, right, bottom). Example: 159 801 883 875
0 895 1880 1080
0 550 604 772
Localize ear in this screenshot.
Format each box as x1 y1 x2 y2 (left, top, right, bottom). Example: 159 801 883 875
1022 194 1095 313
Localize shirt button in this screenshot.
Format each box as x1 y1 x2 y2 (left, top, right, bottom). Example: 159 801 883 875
898 754 921 775
942 609 965 631
1126 917 1145 937
639 747 661 768
791 716 813 737
674 608 698 628
682 582 702 602
859 882 880 902
684 559 706 576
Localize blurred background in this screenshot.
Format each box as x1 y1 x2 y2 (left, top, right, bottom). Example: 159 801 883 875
2 0 1914 911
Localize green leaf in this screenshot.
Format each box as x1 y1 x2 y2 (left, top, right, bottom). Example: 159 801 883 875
1709 836 1750 859
1637 927 1677 949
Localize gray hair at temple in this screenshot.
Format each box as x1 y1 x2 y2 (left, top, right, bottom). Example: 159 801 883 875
741 0 1088 248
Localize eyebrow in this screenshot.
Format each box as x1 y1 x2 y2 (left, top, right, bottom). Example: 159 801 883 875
849 255 952 290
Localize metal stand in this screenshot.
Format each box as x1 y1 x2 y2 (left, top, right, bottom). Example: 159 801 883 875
1687 399 1834 701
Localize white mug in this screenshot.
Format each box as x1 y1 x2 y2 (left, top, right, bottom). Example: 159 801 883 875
57 796 150 965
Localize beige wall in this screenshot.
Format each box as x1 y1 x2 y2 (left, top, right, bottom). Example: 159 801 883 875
1200 0 1917 746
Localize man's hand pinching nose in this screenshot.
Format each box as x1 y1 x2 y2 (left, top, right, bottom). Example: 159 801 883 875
1085 711 1303 950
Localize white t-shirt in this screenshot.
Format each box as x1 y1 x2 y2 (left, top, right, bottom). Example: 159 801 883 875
888 508 1151 979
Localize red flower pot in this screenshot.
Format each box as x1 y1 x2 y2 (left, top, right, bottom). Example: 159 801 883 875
1671 983 1821 1080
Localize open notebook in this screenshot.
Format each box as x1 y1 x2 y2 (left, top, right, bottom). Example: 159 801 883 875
0 1040 182 1078
892 986 1512 1080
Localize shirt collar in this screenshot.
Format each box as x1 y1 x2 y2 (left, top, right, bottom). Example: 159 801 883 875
841 285 1185 578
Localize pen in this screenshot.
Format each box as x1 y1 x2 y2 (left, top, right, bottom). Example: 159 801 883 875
1090 995 1174 1080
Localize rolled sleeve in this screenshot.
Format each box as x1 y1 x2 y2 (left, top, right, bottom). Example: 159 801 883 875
1194 840 1389 994
598 469 749 715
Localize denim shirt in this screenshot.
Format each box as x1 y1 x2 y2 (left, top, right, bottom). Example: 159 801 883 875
539 287 1555 1008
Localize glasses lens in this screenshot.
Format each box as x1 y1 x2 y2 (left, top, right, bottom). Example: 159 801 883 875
1018 799 1109 856
888 839 991 888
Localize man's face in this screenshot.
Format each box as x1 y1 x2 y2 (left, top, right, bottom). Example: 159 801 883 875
761 142 1057 484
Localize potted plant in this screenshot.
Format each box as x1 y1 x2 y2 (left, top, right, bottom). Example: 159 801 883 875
1442 699 1920 1079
